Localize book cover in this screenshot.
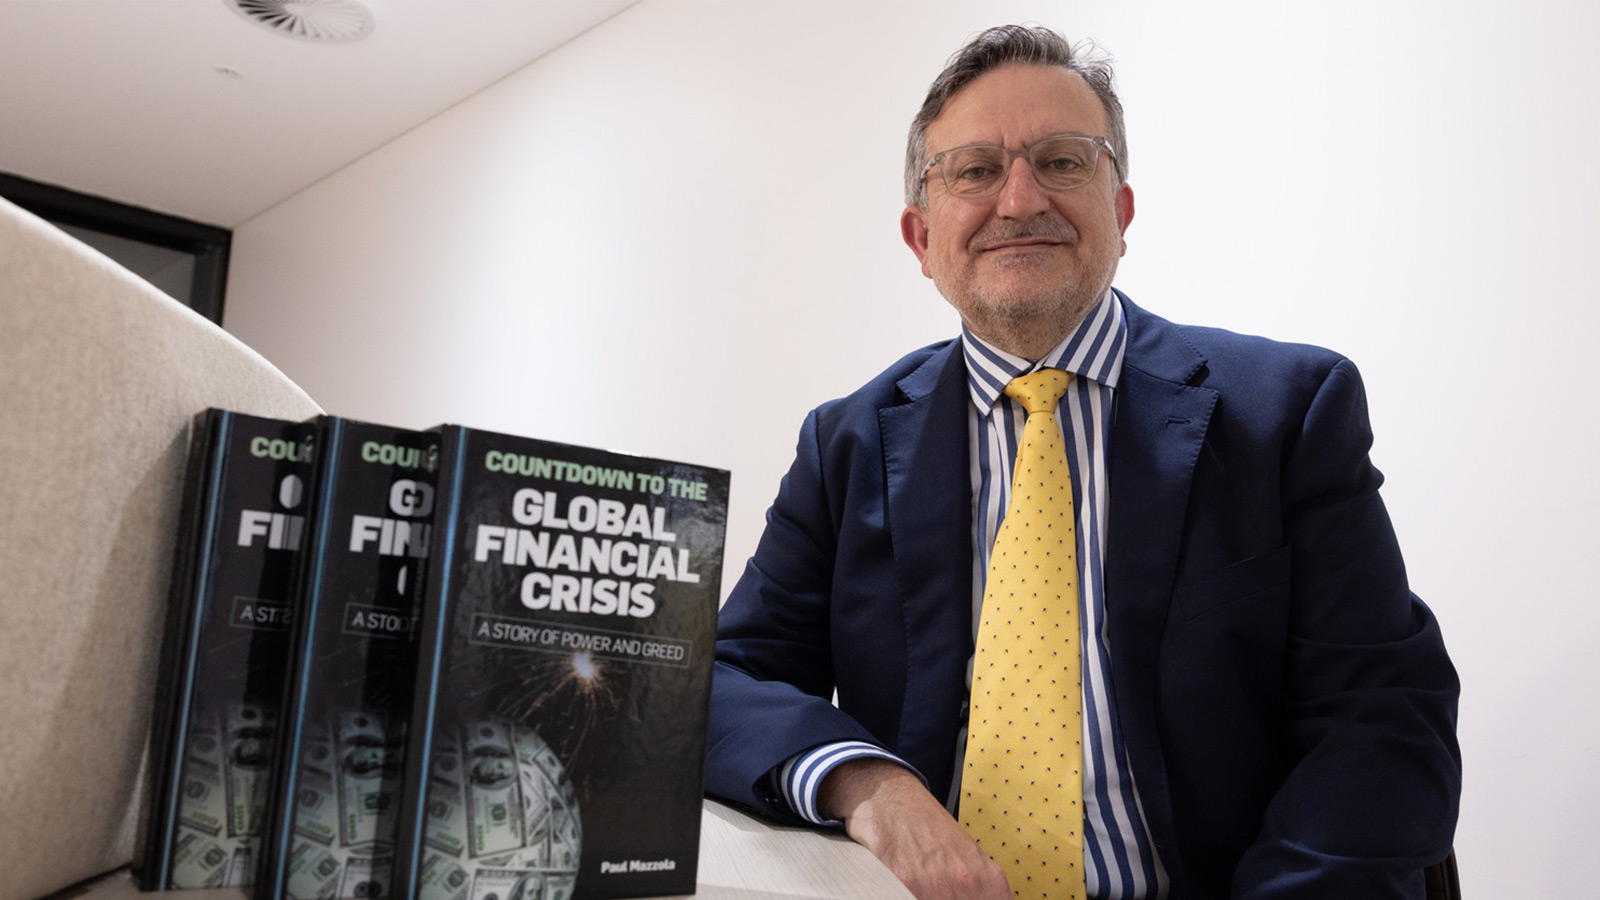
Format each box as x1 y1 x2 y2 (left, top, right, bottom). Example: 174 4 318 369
395 427 730 900
135 409 314 889
256 417 441 899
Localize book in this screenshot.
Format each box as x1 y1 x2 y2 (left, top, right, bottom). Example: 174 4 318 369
255 416 442 899
135 409 314 889
395 427 730 900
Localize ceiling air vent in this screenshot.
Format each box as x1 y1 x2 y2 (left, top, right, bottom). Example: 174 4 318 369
225 0 375 43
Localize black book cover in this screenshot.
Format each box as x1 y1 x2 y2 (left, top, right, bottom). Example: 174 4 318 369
256 417 441 899
135 409 314 889
395 427 730 900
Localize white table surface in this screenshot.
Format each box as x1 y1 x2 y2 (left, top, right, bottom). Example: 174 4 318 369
60 798 913 900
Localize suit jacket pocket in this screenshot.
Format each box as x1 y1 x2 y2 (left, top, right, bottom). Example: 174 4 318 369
1175 544 1292 620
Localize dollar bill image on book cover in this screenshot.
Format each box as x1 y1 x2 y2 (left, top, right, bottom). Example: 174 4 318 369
256 417 441 900
396 426 730 900
135 409 314 889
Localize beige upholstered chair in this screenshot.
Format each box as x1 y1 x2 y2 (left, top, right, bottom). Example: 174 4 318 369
0 197 320 900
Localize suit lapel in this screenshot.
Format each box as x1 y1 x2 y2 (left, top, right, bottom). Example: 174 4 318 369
878 343 973 794
1104 298 1218 872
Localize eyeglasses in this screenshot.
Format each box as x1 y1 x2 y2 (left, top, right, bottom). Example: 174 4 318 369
923 134 1115 199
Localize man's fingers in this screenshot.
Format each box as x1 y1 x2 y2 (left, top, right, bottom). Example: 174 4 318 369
890 844 1011 900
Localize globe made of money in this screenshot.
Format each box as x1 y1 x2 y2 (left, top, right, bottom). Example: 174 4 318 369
418 720 582 900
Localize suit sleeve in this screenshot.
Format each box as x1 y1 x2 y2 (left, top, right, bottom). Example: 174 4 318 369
1231 358 1461 899
703 409 891 821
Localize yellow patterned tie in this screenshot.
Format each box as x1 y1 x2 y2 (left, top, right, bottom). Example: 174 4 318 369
960 368 1086 900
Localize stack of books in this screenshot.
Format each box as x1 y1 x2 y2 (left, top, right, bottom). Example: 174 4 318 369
134 410 730 900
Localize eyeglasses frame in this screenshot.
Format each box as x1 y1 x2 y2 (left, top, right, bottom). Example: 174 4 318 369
921 133 1117 200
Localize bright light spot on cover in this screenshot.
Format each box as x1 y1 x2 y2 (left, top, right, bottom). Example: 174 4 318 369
571 651 597 681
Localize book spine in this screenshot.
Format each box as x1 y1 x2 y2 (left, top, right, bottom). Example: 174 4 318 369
134 408 227 889
393 424 467 898
256 415 344 899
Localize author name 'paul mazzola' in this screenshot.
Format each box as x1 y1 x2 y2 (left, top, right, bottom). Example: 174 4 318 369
599 858 678 874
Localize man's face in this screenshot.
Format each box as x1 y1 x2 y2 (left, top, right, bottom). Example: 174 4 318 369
902 64 1134 355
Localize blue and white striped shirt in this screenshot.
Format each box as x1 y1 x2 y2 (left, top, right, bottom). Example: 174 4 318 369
779 291 1168 900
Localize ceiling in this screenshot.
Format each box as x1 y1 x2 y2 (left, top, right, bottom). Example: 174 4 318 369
0 0 637 228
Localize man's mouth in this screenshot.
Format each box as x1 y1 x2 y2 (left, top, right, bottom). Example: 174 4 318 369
983 237 1061 251
972 223 1073 253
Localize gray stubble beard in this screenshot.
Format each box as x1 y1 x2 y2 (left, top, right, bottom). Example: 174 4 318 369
947 254 1116 359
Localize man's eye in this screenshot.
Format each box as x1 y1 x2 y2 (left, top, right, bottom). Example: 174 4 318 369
1041 155 1085 172
957 164 1000 182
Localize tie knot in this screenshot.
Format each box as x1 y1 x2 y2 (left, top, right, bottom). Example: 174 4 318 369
1004 368 1071 416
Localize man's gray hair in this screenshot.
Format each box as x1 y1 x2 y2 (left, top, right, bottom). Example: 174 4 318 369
904 25 1129 206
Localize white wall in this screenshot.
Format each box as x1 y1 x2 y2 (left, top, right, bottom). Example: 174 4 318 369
225 1 1600 893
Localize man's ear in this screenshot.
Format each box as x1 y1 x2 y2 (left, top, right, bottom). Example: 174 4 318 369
901 205 933 278
1114 182 1135 257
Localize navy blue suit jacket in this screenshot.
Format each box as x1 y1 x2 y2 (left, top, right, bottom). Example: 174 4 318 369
706 296 1460 899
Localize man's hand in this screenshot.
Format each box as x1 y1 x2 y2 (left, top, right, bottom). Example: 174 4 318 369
818 756 1011 900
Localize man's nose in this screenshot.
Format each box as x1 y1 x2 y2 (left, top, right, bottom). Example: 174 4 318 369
995 156 1050 218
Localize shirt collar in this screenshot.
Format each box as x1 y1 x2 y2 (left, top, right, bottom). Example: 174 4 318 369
961 289 1128 413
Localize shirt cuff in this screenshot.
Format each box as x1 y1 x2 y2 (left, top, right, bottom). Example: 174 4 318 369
773 740 919 826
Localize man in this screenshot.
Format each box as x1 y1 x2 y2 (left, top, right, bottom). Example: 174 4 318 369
705 25 1460 900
